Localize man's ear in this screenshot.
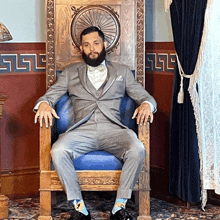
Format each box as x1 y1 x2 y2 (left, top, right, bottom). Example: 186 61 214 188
104 41 108 49
80 45 83 53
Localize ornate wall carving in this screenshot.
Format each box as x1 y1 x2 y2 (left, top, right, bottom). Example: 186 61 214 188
136 0 145 86
70 5 120 53
46 0 56 88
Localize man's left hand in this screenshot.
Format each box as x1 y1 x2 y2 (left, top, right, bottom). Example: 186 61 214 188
132 103 153 125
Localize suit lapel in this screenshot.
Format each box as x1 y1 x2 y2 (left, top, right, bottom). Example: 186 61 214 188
100 61 117 97
78 63 93 95
78 61 117 98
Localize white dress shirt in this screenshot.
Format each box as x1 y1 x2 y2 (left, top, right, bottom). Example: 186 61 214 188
87 61 107 90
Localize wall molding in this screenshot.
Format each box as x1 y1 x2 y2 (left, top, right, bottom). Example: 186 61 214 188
0 43 46 51
1 166 39 175
1 166 39 198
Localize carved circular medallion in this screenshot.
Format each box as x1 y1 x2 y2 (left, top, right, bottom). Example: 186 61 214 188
71 5 120 52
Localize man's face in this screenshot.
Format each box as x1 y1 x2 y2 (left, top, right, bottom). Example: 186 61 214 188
80 32 107 66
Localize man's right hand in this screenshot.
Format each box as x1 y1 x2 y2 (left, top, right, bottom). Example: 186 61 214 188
34 102 60 127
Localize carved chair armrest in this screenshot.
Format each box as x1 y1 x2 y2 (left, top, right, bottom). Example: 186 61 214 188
40 123 51 171
138 122 150 168
137 122 151 218
138 123 150 187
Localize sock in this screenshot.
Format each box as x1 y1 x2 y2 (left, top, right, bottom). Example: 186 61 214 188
72 199 89 215
112 198 127 214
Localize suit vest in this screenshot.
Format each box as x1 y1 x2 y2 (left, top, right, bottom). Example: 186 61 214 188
86 72 112 124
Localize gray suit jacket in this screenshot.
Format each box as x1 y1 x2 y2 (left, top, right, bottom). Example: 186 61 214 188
35 61 157 132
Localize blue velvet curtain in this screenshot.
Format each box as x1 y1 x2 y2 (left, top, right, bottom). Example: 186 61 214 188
169 0 207 203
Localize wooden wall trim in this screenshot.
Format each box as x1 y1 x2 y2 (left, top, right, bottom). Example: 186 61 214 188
1 167 39 199
0 43 46 51
145 42 175 50
1 166 39 176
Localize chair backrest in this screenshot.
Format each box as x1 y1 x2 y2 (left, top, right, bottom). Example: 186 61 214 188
54 70 137 138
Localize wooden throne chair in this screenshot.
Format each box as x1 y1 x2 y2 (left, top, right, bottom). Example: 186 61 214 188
39 1 151 219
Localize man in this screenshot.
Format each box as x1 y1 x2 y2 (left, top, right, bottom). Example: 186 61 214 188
34 26 157 220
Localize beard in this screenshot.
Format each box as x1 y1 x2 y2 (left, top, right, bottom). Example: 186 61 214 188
82 47 106 67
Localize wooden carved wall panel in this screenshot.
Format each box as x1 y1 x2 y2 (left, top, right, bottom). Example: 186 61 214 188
55 4 121 71
136 0 145 86
106 3 135 70
46 0 145 88
46 0 56 88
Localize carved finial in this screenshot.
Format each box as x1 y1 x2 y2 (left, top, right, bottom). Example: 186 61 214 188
0 22 13 42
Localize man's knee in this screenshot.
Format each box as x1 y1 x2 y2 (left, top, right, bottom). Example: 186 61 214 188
127 142 145 161
51 142 68 162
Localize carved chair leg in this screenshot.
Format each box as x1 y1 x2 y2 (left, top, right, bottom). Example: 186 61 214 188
38 191 52 220
137 190 151 220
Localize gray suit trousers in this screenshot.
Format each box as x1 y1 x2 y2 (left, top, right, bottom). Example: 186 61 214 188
51 109 145 201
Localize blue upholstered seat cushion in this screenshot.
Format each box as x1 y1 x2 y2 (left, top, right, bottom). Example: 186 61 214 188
73 151 123 170
52 70 136 171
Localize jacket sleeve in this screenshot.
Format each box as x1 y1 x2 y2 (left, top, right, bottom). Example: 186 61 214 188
34 68 68 111
125 66 157 113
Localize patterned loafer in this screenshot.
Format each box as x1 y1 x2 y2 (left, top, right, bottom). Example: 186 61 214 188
110 209 133 220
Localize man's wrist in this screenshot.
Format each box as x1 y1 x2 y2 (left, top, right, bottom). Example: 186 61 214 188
34 101 49 111
142 101 154 112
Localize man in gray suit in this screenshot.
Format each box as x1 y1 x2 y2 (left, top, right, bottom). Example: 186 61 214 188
34 26 156 220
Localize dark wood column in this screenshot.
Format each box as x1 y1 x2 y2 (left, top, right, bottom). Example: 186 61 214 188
0 93 9 219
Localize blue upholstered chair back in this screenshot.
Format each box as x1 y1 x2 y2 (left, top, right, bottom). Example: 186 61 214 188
52 70 136 170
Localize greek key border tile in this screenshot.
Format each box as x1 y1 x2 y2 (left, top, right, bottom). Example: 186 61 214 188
145 53 176 73
0 54 46 73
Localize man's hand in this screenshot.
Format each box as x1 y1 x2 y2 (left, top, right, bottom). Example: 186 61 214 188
34 102 60 127
132 102 153 125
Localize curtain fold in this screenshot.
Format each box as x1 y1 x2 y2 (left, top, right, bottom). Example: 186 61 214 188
169 0 207 203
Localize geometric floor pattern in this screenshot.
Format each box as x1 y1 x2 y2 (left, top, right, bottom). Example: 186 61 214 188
7 192 220 219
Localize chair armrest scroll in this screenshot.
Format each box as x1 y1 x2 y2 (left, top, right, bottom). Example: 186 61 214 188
40 123 51 171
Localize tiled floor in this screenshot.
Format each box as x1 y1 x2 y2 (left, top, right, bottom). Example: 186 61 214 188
7 192 220 219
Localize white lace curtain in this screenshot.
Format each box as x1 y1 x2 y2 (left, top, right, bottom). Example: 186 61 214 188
164 0 173 12
188 0 220 209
